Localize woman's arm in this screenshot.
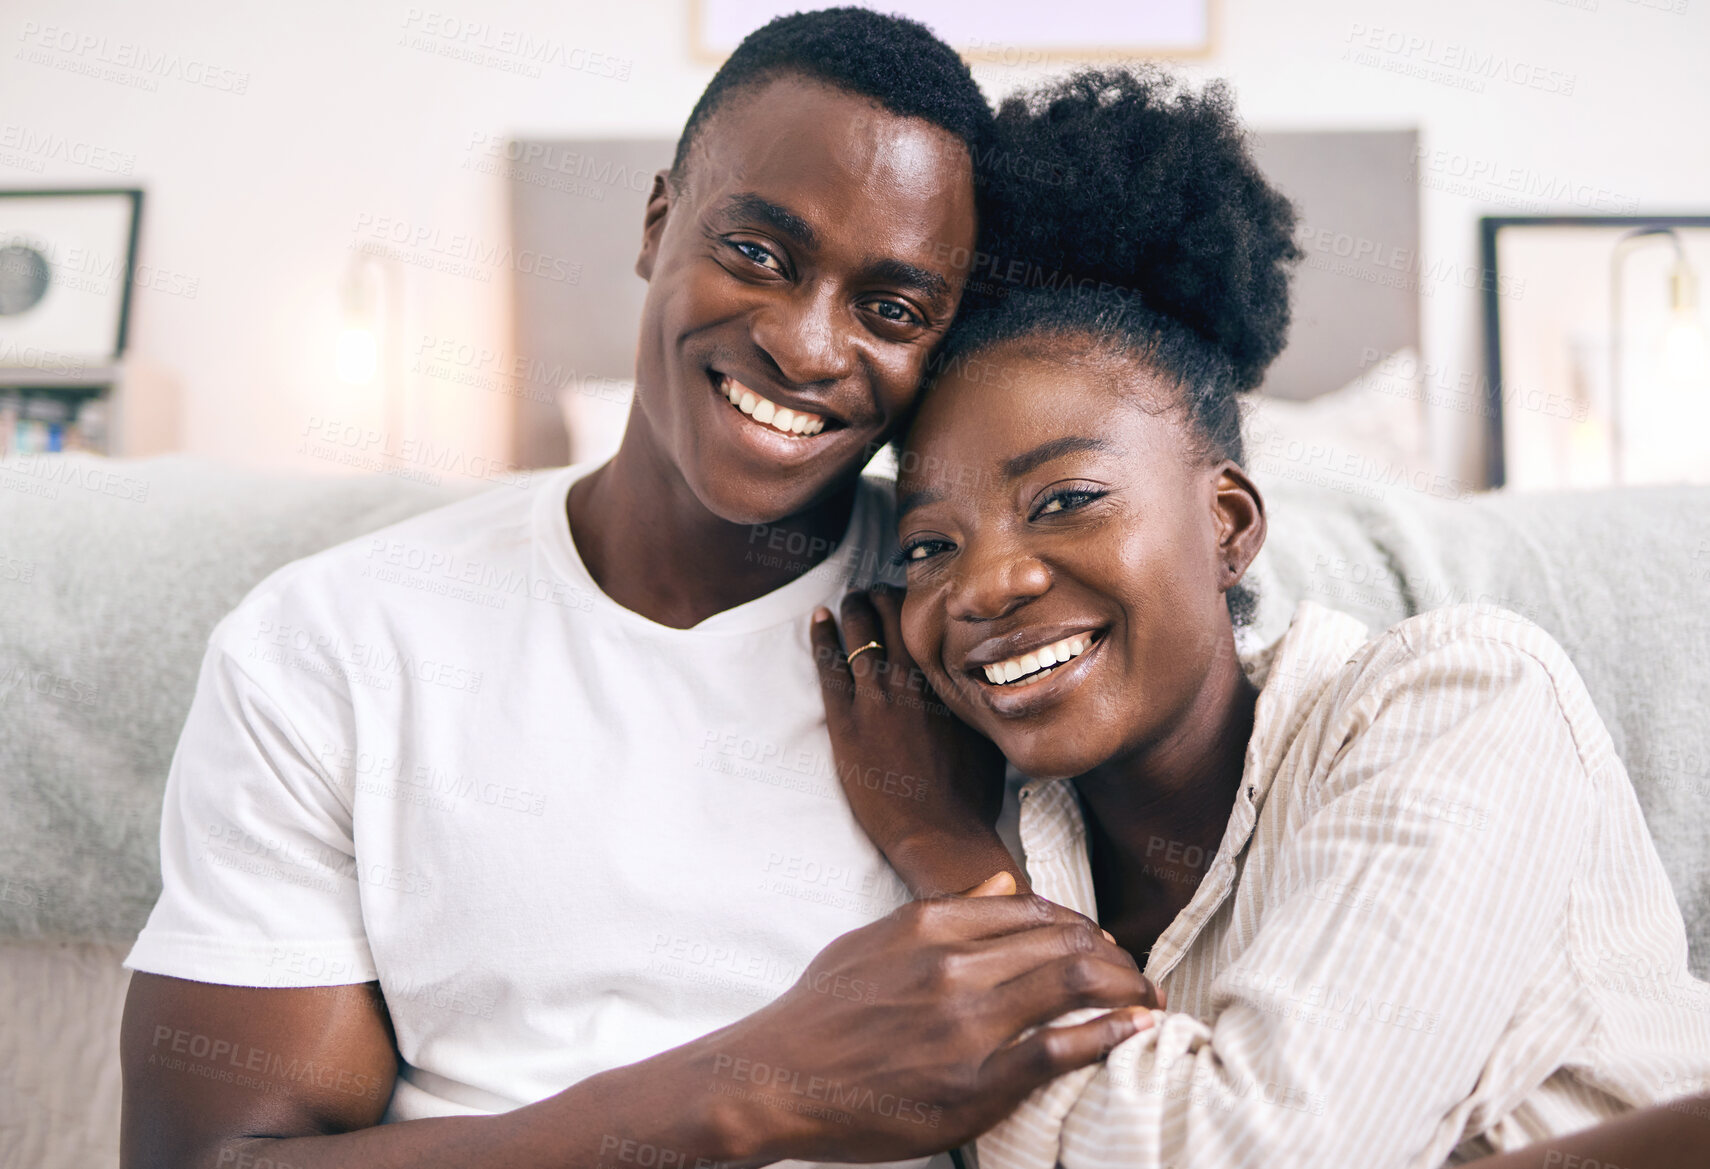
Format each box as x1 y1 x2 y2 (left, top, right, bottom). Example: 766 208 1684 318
977 620 1632 1168
811 588 1031 897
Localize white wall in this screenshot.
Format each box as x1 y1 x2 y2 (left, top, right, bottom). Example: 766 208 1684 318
2 0 1705 484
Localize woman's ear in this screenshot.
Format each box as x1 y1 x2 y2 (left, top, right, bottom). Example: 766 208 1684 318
634 169 674 282
1210 462 1266 590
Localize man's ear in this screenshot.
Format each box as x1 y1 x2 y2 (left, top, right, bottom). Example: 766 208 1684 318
635 169 674 283
1210 462 1267 591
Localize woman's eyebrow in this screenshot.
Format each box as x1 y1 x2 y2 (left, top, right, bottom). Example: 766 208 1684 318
898 435 1116 517
1003 436 1115 479
897 486 944 517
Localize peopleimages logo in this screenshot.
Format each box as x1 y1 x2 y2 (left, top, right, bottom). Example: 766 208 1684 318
710 1054 943 1128
351 213 581 285
1343 24 1577 96
399 9 632 80
15 21 251 93
0 122 135 173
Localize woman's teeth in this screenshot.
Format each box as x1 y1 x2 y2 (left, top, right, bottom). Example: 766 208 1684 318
721 375 827 436
982 634 1094 686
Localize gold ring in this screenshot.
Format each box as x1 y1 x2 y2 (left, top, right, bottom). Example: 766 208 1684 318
846 641 885 666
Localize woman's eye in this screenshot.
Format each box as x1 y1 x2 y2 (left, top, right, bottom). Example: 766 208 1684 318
1034 489 1104 518
731 240 784 273
899 538 951 564
863 298 923 326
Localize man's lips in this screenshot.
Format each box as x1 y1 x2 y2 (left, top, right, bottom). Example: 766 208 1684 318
710 370 847 437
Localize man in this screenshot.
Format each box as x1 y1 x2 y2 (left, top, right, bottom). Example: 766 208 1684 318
118 11 1151 1169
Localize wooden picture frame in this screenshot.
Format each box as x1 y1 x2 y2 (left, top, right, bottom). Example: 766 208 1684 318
688 0 1216 64
0 188 143 371
1480 215 1710 489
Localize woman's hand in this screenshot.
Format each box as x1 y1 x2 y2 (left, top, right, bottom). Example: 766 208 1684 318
812 586 1030 898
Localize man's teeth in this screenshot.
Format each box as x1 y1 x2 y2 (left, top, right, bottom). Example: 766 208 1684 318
721 376 826 436
982 634 1094 686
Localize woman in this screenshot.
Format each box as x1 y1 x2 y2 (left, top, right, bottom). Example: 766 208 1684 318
809 68 1710 1167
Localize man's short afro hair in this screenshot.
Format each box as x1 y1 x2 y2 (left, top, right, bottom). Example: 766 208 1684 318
671 7 995 183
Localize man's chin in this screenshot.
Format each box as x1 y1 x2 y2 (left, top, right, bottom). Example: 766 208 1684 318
681 436 879 529
685 461 852 530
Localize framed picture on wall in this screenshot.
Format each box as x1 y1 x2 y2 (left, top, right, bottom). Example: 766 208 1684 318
1480 215 1710 489
0 188 143 373
691 0 1215 61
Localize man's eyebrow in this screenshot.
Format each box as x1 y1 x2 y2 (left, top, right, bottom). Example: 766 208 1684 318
721 194 951 304
1003 436 1115 479
863 257 951 304
722 192 818 250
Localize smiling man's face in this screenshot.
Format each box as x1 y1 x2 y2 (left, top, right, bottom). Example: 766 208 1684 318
631 74 979 526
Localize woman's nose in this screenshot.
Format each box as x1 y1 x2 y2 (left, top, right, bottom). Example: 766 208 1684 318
944 540 1051 622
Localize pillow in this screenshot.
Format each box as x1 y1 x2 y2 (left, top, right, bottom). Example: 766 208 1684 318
1242 348 1435 502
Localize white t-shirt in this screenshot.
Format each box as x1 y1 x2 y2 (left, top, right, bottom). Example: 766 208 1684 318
127 463 943 1162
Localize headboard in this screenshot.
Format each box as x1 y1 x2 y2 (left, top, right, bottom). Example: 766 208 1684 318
507 130 1421 466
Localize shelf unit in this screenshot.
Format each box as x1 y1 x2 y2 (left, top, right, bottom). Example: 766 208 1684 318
0 364 123 456
1 187 143 458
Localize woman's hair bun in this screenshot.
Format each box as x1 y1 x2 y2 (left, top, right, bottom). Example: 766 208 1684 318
975 66 1300 393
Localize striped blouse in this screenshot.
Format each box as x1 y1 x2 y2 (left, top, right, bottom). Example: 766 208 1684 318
979 601 1710 1169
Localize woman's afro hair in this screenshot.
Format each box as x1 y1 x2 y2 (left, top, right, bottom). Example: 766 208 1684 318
931 67 1300 628
942 66 1302 453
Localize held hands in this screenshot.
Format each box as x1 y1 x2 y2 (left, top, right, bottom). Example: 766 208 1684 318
811 586 1028 897
654 588 1164 1164
687 883 1159 1163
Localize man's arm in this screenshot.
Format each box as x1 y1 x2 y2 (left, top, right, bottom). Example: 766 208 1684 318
122 893 1157 1169
1457 1098 1710 1169
119 974 750 1169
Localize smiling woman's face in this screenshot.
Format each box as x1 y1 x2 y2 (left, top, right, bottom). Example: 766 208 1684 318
896 336 1266 781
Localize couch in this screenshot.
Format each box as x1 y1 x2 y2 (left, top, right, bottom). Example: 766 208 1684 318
2 454 1707 1168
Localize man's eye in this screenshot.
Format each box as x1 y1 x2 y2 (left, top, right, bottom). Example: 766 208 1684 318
1034 489 1104 518
863 298 923 326
731 240 784 272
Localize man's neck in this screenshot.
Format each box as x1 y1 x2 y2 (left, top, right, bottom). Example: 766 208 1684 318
565 430 858 630
1073 641 1258 962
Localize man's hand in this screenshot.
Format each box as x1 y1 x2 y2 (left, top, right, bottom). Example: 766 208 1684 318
120 891 1160 1169
676 889 1159 1164
812 586 1027 897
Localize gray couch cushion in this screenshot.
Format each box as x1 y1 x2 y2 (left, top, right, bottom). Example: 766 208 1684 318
1245 476 1710 975
0 456 472 942
2 456 1706 977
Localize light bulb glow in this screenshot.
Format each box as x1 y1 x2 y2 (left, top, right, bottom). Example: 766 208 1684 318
1662 315 1710 386
336 327 378 385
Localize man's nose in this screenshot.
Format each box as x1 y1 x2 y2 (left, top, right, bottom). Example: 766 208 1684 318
750 284 857 387
945 538 1051 622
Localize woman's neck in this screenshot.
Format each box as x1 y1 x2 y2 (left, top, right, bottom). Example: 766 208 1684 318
1073 637 1258 963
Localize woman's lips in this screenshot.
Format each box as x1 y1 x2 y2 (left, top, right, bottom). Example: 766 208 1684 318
975 630 1100 686
962 628 1108 718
